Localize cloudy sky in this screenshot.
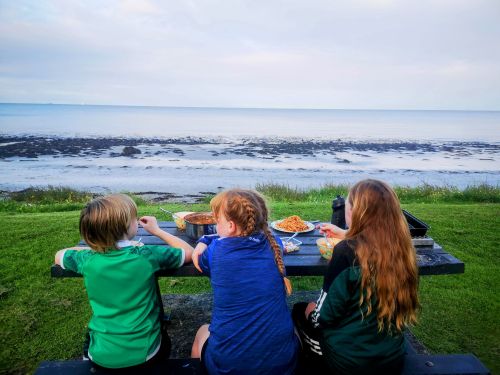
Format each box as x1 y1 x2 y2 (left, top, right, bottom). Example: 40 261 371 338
1 0 499 110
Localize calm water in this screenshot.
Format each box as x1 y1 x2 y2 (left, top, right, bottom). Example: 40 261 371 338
1 103 500 141
1 103 499 196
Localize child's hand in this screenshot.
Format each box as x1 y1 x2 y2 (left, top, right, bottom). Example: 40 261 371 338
305 302 317 319
318 223 347 239
193 243 207 272
139 216 160 235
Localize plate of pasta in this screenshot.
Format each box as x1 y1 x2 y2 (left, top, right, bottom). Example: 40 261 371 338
270 215 315 233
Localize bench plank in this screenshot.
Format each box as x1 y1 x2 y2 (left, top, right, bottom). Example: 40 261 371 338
35 359 203 375
35 354 490 375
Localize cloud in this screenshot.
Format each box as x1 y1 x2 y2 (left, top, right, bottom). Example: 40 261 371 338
0 0 499 109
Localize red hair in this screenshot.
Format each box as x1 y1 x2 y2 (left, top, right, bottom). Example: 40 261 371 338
210 189 292 295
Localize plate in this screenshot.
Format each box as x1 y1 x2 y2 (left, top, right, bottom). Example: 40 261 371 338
270 220 315 233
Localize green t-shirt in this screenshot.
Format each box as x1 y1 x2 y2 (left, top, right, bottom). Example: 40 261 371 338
62 244 183 368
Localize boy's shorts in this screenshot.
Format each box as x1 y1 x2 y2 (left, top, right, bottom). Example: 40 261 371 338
83 328 171 373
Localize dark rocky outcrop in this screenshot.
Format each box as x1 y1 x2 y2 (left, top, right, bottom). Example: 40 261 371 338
121 146 141 156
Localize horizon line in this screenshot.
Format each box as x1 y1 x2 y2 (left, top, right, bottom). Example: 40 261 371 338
1 101 500 113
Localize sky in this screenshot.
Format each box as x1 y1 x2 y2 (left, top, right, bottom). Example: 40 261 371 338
1 0 499 110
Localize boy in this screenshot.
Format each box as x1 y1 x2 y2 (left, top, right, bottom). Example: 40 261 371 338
55 194 193 369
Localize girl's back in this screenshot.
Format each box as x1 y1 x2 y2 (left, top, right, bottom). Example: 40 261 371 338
202 234 298 374
192 189 299 375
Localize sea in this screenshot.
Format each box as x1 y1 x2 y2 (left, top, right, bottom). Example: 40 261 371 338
1 103 499 199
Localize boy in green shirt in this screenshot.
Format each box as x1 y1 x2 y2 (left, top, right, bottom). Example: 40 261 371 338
55 194 194 369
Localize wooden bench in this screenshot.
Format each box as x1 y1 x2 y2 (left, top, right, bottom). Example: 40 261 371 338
35 354 490 374
35 358 203 375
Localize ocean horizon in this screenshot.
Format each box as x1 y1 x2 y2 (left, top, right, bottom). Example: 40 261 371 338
1 103 499 198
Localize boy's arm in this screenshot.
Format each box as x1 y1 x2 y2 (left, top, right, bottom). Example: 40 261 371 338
54 246 90 266
140 216 194 264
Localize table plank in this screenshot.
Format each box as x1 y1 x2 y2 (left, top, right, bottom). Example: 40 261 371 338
52 221 464 278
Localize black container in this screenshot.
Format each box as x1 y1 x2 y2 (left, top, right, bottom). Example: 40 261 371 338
331 195 347 229
330 198 428 237
403 210 430 237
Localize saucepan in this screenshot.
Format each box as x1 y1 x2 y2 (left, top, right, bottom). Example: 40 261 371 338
184 212 217 240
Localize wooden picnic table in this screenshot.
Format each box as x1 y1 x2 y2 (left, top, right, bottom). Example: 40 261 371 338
51 221 464 278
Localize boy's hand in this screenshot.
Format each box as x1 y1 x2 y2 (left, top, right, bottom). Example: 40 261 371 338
139 216 160 235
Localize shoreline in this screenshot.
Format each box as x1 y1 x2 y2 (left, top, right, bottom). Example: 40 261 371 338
1 134 499 160
1 135 498 199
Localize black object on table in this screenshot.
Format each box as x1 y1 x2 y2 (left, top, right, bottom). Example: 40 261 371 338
330 195 430 238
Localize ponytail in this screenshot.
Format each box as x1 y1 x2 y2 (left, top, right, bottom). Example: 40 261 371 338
264 225 292 296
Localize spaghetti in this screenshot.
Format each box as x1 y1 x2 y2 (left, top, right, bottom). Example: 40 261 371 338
276 215 309 232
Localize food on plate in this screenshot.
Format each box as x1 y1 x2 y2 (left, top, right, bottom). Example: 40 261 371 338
276 215 309 232
184 212 216 225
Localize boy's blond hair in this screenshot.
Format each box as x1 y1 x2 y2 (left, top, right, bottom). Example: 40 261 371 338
79 194 137 252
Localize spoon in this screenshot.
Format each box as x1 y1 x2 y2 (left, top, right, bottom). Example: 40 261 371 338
323 233 333 248
160 207 175 217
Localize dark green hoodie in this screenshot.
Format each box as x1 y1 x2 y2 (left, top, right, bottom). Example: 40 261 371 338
309 240 405 375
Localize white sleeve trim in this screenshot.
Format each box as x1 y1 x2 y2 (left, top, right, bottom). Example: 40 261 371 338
179 248 186 267
59 250 68 269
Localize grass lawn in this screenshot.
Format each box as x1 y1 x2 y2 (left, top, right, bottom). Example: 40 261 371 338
0 193 499 374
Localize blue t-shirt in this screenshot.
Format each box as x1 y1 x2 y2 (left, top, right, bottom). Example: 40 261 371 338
198 233 299 375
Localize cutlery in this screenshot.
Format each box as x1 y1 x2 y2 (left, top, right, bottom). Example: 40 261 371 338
159 207 174 216
324 233 333 248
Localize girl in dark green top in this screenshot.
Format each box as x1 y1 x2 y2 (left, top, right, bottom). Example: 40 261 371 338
293 179 419 374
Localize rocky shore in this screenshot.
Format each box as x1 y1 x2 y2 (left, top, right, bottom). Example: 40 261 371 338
1 135 498 196
1 135 498 160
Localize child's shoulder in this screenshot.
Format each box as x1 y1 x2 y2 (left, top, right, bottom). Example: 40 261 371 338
334 240 357 261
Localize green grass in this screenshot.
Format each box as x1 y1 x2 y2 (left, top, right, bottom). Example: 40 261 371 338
0 187 499 373
257 182 500 204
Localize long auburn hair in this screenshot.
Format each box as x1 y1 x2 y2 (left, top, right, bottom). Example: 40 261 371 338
210 189 292 295
346 179 419 332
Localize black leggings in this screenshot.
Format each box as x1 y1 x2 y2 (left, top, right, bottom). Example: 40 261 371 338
292 302 404 375
292 302 332 373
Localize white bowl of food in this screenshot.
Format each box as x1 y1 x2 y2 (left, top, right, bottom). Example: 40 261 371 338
316 237 342 260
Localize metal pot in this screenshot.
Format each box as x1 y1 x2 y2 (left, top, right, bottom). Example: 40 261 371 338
184 212 217 240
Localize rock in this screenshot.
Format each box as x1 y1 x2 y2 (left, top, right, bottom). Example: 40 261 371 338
121 146 141 156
